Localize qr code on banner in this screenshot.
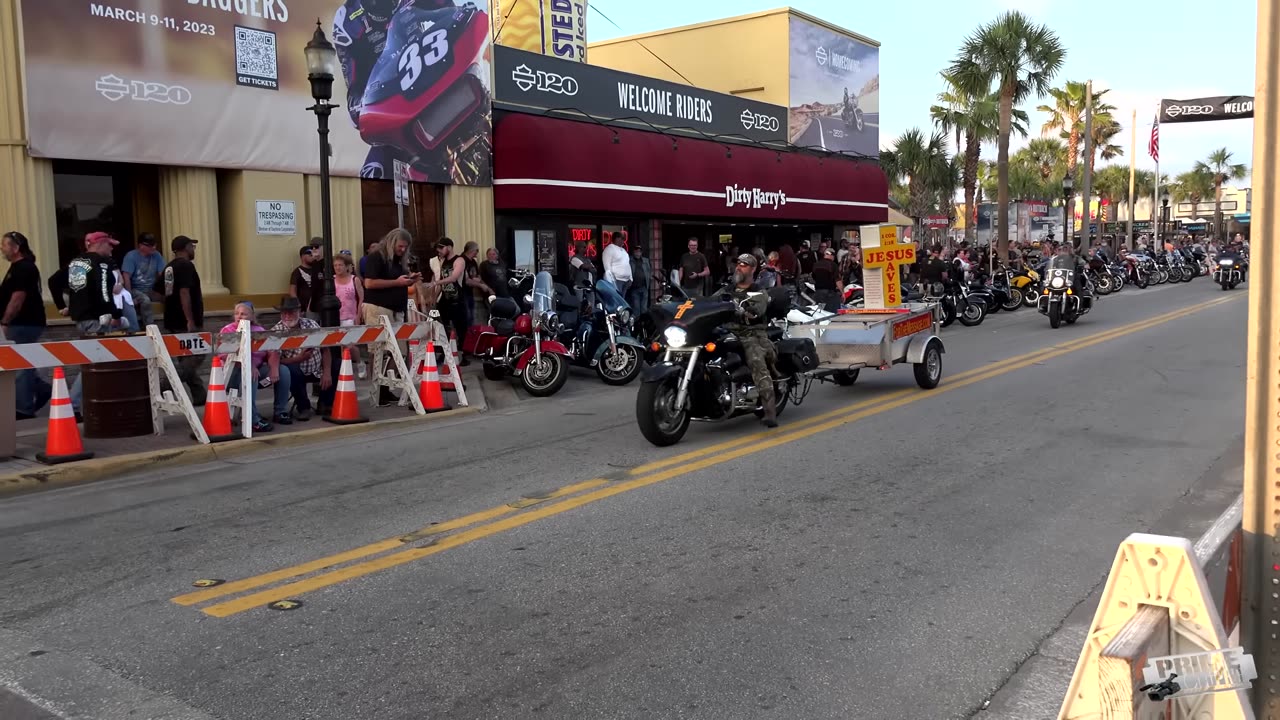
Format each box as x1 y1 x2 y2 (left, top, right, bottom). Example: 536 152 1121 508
234 25 279 90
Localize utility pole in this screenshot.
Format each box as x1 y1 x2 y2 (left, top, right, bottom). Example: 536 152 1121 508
1243 0 1279 716
1127 108 1136 249
1079 80 1095 256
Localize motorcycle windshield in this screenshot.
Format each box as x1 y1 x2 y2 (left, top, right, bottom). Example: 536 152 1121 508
595 279 630 313
532 272 555 324
1045 256 1075 289
361 6 472 108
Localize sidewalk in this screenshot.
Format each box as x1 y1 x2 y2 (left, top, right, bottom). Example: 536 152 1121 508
0 363 485 496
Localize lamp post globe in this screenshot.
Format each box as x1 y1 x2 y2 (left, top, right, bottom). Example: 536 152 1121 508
305 20 341 328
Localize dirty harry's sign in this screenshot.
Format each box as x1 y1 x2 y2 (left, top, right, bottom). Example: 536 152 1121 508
492 45 788 145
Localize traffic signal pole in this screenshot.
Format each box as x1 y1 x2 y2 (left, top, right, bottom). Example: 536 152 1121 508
1242 0 1279 714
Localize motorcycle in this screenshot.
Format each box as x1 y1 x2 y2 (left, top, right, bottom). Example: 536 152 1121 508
473 271 572 396
635 288 818 447
554 278 645 385
1037 257 1093 329
841 97 865 132
356 3 492 185
989 269 1023 311
1213 256 1245 290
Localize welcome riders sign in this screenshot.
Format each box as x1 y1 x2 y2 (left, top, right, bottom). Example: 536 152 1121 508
1160 96 1255 123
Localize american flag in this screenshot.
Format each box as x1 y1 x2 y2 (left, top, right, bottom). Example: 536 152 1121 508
1148 114 1160 162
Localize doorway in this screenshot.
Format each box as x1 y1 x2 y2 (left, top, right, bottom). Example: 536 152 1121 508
52 161 157 269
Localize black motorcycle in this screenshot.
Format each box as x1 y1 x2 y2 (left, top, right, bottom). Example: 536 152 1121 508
1213 255 1245 290
635 288 818 447
1037 257 1093 328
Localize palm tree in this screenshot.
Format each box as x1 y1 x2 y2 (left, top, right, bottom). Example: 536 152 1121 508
881 128 953 234
1022 137 1067 182
949 11 1066 259
1193 147 1249 238
930 73 1030 244
1040 81 1117 175
1080 116 1123 179
1171 168 1215 211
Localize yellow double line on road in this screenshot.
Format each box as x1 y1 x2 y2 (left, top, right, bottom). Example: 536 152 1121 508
172 296 1238 617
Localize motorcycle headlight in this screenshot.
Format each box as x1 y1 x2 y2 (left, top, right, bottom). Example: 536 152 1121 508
1049 276 1066 289
1219 259 1234 266
616 308 631 326
663 327 688 348
542 312 558 332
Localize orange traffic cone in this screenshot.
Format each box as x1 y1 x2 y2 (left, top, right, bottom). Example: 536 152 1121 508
418 341 450 413
36 367 93 465
324 348 369 425
201 356 239 442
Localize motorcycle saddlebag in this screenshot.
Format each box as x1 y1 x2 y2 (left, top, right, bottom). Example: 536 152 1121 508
775 337 819 374
463 325 490 355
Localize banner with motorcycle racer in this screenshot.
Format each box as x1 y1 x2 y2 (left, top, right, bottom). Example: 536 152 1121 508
490 0 586 62
1159 96 1254 123
787 16 880 157
19 0 493 185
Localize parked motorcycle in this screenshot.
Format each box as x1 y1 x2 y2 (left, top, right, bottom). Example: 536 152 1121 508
554 278 645 385
473 271 572 396
636 288 817 447
1037 257 1093 329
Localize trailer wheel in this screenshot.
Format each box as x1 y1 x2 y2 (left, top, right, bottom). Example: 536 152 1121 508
913 342 942 389
832 370 859 386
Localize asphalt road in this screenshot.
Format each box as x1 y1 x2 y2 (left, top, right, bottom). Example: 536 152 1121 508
792 112 880 154
0 280 1248 720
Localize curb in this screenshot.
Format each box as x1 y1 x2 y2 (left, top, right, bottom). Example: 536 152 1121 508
0 404 484 499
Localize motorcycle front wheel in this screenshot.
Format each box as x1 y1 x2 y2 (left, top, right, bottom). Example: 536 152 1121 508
596 345 642 386
1022 288 1039 307
521 353 569 397
1049 303 1062 329
636 376 691 446
958 303 986 327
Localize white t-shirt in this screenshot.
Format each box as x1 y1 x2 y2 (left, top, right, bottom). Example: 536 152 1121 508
602 242 632 283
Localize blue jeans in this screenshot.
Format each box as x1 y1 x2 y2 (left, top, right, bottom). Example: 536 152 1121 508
227 362 292 423
119 300 139 332
7 325 51 417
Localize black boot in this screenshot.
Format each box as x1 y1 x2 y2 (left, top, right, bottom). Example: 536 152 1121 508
761 396 778 428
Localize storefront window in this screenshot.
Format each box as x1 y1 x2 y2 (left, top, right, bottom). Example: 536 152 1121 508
567 225 599 260
52 163 134 268
513 229 536 273
603 225 630 252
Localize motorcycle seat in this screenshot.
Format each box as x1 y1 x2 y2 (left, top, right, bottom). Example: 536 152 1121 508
490 297 520 320
493 318 516 336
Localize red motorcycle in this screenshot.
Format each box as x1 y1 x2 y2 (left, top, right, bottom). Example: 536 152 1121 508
467 271 571 397
357 2 491 184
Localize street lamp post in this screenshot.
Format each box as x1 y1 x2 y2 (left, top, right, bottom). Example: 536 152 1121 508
1062 175 1074 251
1160 191 1171 248
305 21 341 329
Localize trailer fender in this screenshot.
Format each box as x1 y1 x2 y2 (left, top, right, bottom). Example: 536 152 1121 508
906 335 945 364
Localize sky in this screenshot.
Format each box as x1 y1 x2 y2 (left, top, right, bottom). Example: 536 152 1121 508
587 0 1258 185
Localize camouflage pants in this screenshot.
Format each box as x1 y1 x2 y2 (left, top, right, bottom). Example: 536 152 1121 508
741 334 778 407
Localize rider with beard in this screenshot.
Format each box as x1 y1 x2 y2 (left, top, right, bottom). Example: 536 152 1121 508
333 0 455 179
726 254 779 429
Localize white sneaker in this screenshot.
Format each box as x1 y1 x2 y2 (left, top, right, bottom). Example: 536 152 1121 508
356 361 368 380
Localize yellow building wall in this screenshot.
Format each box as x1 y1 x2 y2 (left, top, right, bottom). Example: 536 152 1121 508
217 170 363 305
587 10 791 106
444 185 496 253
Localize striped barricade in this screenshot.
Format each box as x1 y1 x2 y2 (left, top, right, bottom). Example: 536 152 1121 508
0 318 444 448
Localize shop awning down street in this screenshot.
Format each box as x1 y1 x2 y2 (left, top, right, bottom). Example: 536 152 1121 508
492 113 889 225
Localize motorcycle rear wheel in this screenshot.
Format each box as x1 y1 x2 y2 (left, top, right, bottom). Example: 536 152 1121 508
637 376 691 447
754 377 793 419
482 360 507 381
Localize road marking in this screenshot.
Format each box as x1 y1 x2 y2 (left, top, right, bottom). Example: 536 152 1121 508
170 478 608 606
188 295 1239 617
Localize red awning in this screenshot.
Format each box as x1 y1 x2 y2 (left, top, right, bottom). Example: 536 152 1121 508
493 113 888 224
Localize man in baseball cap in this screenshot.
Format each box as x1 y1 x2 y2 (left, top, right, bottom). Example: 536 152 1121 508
727 252 780 428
